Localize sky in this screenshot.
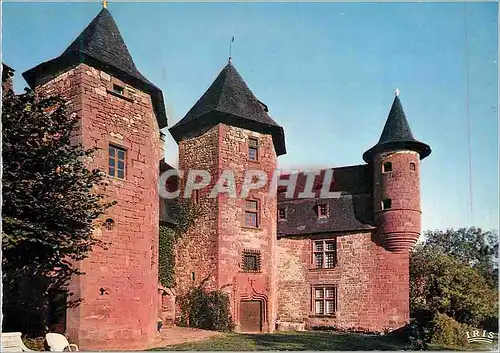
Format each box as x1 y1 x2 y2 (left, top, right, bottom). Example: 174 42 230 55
2 1 498 232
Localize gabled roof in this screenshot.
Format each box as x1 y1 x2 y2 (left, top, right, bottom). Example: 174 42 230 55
169 62 286 156
363 95 431 163
22 8 167 128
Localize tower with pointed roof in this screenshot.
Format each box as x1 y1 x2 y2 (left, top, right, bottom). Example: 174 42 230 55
22 6 165 350
169 62 285 333
364 93 431 252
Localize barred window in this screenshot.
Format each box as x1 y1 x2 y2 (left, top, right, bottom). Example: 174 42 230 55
313 286 337 316
248 138 259 161
109 145 126 179
242 249 261 272
313 240 337 269
245 199 259 228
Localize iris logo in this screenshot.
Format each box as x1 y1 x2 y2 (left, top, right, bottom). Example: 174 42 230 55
466 329 496 344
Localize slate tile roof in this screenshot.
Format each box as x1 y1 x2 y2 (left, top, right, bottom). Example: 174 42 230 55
363 96 431 162
22 8 167 128
169 62 286 156
277 165 375 236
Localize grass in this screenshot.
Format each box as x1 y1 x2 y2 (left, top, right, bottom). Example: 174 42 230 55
151 331 497 351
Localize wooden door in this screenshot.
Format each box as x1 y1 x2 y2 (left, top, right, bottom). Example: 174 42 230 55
239 300 262 332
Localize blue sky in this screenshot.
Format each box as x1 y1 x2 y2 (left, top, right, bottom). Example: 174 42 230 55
2 1 498 232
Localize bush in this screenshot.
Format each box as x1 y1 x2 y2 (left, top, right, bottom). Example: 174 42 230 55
178 282 234 332
429 313 469 347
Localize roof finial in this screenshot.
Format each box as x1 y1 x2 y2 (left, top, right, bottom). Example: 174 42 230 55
395 88 400 97
102 0 108 9
228 36 234 64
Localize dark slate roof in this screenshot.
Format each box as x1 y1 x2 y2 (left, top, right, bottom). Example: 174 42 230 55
2 63 15 81
169 62 286 156
277 195 375 236
363 95 431 163
22 8 167 129
277 165 375 236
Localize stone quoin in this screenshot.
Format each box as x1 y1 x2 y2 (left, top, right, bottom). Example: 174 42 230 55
15 4 431 350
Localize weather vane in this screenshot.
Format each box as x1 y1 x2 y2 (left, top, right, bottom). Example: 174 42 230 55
228 36 234 64
395 88 400 97
103 0 108 9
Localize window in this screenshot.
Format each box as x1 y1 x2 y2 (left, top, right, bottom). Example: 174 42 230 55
242 249 261 272
193 190 200 204
313 240 337 269
383 162 392 173
112 84 124 95
410 162 416 171
109 145 126 179
278 208 286 220
248 138 259 161
317 204 328 218
382 198 392 210
244 199 259 227
313 286 337 316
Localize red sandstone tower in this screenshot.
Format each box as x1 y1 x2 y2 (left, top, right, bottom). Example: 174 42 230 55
169 62 286 332
363 93 431 252
22 7 166 349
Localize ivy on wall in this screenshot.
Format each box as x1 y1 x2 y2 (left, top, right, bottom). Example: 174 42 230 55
158 199 200 288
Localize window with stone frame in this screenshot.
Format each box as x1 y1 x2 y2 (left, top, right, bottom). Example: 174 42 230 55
312 239 337 269
244 199 259 228
312 286 337 316
248 137 259 161
108 145 126 179
242 249 261 273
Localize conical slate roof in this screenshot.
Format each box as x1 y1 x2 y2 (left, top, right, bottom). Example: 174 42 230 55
22 8 167 128
363 95 431 163
169 62 286 156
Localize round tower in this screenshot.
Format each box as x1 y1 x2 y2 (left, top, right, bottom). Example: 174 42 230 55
363 92 431 252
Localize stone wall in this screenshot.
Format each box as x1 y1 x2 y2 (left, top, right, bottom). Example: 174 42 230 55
276 231 409 332
174 124 278 332
35 63 162 350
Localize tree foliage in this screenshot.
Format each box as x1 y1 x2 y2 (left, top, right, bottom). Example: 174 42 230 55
158 199 200 288
2 84 114 334
410 228 498 334
177 279 235 332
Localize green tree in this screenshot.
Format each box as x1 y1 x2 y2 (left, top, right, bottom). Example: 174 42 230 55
410 244 498 329
423 228 498 286
2 84 114 335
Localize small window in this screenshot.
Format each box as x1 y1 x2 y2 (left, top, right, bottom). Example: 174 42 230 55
191 272 195 281
104 218 115 231
112 84 124 95
318 204 328 218
242 249 261 273
410 162 416 171
193 190 200 204
244 199 259 227
109 145 126 179
383 162 392 173
278 208 287 220
248 138 259 161
382 198 392 210
313 286 337 316
313 240 337 269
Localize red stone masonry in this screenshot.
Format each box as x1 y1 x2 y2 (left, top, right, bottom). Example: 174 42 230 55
35 63 163 350
276 232 409 331
174 124 278 332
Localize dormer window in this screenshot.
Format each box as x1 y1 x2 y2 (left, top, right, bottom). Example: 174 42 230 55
383 162 392 173
278 208 287 220
382 198 392 210
318 204 328 218
112 84 124 95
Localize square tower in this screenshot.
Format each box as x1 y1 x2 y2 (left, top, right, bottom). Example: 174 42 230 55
169 63 286 332
22 7 166 350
